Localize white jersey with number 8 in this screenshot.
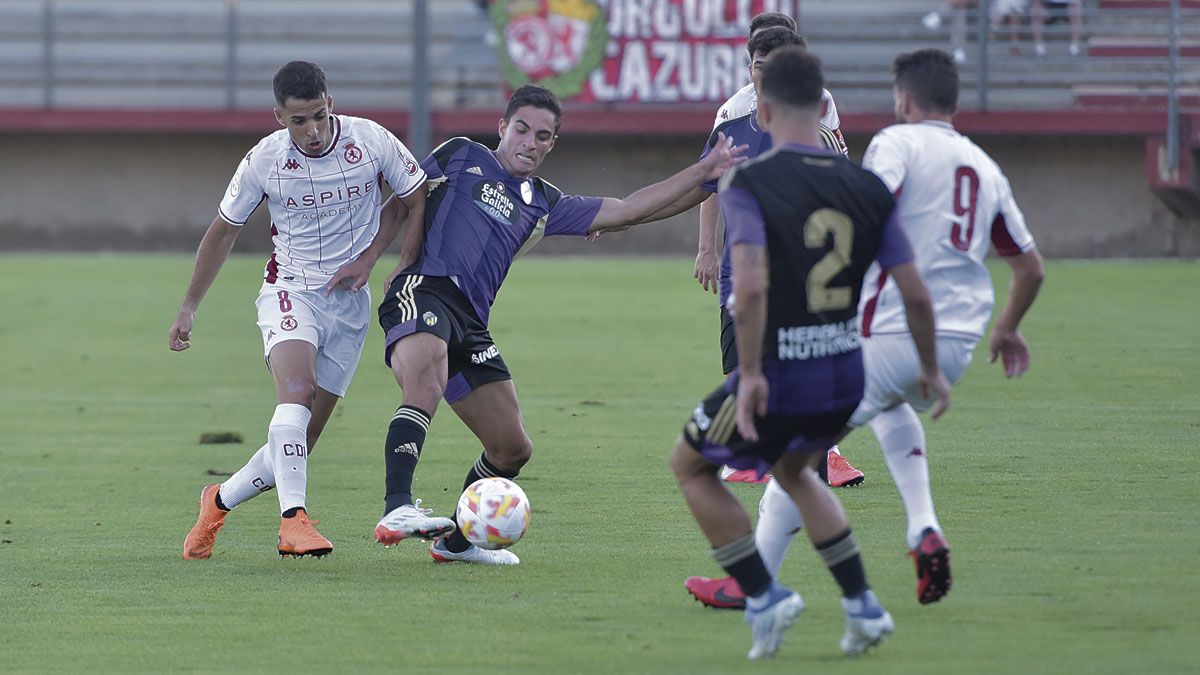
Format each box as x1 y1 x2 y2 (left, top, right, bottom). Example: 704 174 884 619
859 120 1036 339
218 114 427 291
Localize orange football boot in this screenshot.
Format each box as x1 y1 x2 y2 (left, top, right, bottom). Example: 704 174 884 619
183 484 227 560
277 509 333 557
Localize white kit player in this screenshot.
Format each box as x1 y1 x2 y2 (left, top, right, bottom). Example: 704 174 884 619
171 61 428 559
686 48 1044 610
692 13 860 488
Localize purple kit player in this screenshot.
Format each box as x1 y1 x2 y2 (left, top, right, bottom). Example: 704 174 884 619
368 84 747 564
667 48 951 660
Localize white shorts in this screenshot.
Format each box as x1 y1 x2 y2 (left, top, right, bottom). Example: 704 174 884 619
848 334 977 427
254 283 370 397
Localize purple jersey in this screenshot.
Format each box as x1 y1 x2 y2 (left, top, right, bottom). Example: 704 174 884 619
699 112 771 308
718 144 914 415
405 137 603 324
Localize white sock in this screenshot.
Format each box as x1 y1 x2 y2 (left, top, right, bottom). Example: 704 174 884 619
218 444 275 509
755 478 804 576
871 404 939 548
269 403 312 515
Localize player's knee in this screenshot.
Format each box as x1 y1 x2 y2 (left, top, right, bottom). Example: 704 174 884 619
401 379 444 412
487 433 532 472
668 440 707 483
278 379 317 407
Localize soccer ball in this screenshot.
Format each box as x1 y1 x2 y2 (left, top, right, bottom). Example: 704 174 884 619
456 477 531 550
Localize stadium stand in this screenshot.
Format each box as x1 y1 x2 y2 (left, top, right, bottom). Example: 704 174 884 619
0 0 1196 246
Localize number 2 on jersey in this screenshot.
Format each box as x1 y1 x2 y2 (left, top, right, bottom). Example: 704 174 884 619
805 208 854 312
950 166 980 251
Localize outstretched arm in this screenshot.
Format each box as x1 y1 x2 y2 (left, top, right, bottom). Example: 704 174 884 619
989 249 1045 377
168 216 242 351
634 186 711 225
586 133 745 235
889 261 951 419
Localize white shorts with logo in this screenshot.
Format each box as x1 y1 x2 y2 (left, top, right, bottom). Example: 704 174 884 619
254 283 370 398
848 333 977 427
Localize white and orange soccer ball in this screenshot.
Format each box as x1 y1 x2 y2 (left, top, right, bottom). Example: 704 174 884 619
456 477 530 550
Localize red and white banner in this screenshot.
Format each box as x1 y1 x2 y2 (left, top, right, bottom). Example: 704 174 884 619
491 0 799 104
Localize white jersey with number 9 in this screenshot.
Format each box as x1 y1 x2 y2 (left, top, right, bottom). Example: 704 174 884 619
859 120 1036 340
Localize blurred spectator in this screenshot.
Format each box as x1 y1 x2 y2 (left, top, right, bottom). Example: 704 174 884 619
990 0 1029 56
1031 0 1084 58
922 1 974 64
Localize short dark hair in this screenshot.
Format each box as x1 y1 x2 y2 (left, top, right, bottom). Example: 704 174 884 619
893 49 959 114
504 84 563 132
273 61 327 107
746 26 806 59
749 12 796 35
761 46 824 110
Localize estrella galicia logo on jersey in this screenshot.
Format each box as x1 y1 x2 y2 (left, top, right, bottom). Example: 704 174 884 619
423 311 438 327
280 315 298 331
283 158 303 171
343 142 362 164
472 180 516 225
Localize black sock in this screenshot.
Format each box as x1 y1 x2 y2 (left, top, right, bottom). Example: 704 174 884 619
443 453 519 553
383 405 431 515
281 507 301 519
214 490 231 512
713 533 771 598
815 529 869 598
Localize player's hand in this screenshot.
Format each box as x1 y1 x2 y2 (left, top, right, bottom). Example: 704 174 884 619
989 328 1031 378
701 132 749 182
694 250 718 294
735 371 769 442
325 256 373 295
918 368 952 420
168 310 195 352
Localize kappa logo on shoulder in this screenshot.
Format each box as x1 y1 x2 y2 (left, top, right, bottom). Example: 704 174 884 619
282 158 303 171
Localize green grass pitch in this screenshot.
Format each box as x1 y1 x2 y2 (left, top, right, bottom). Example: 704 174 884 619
1 254 1197 673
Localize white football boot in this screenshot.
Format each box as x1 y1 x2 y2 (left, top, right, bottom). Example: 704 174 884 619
840 590 895 656
745 590 805 660
374 499 456 546
430 539 519 565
